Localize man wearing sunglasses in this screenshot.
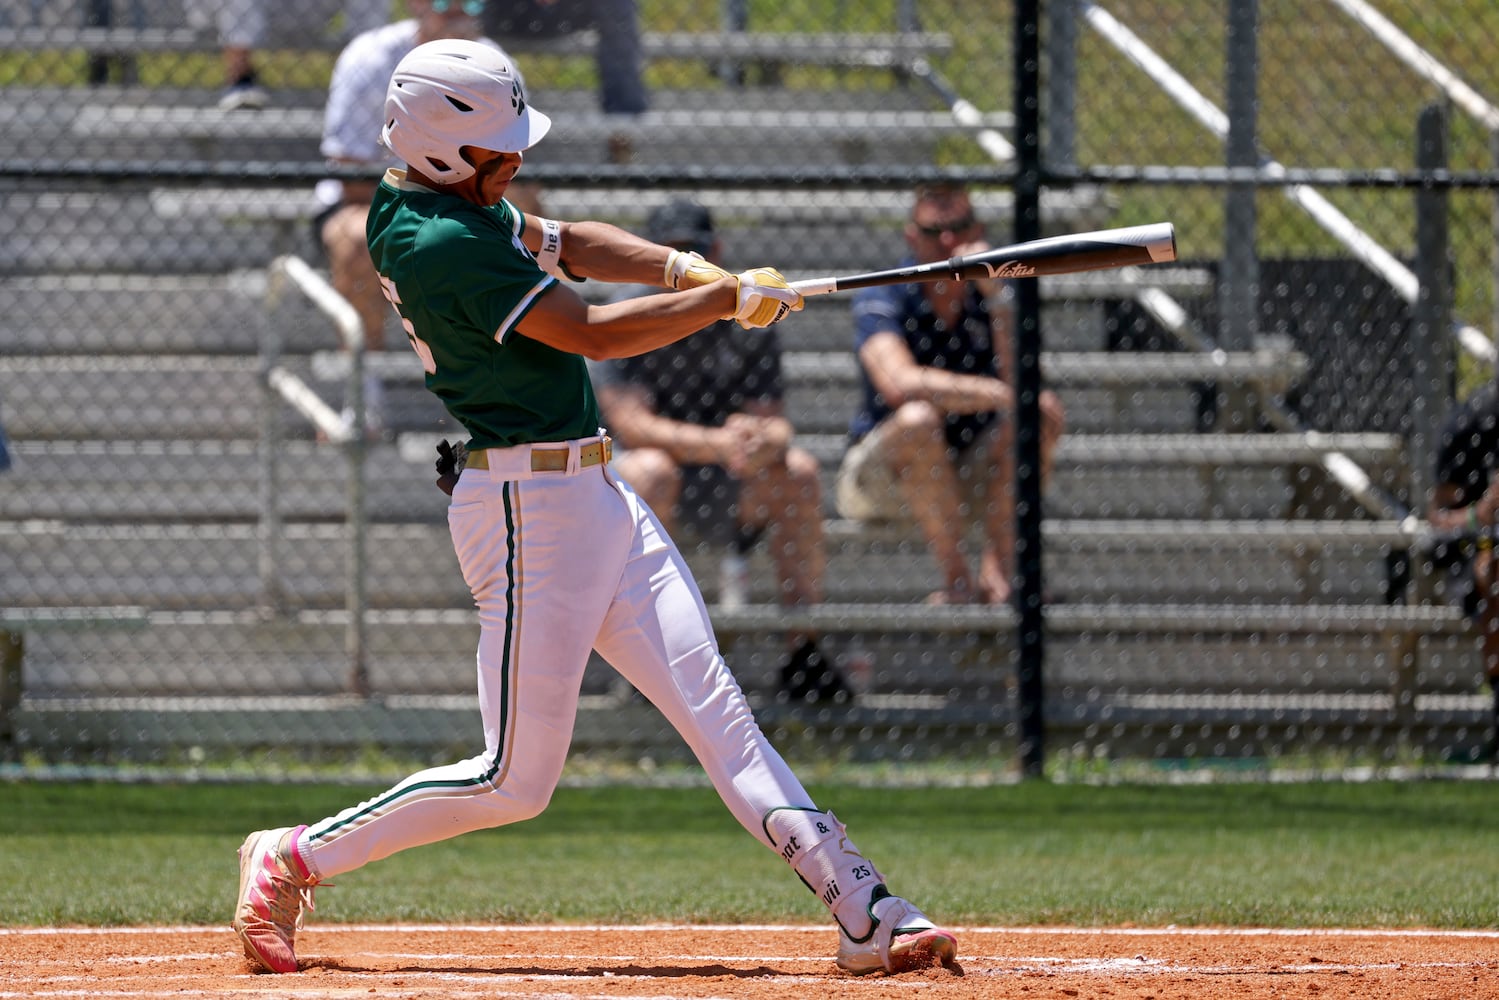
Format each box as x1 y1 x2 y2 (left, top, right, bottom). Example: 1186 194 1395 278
837 182 1067 607
317 0 528 438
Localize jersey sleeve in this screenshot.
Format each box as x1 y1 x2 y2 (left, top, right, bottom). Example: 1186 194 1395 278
851 283 908 352
416 207 556 344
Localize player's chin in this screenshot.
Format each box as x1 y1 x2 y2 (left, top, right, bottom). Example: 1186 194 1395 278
484 178 517 207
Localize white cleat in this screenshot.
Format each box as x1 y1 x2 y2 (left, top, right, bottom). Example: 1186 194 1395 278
835 891 959 974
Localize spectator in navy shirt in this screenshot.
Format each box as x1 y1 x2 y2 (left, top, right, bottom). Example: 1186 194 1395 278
836 182 1066 606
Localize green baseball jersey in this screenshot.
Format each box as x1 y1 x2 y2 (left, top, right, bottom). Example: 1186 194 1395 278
367 170 601 450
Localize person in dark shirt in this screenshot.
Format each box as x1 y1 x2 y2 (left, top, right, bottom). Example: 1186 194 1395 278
1427 379 1499 757
594 198 850 704
837 182 1066 606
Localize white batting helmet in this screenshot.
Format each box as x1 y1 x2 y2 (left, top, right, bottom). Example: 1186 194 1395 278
382 38 551 183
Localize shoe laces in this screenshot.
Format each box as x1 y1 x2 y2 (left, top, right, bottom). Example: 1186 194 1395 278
253 853 322 933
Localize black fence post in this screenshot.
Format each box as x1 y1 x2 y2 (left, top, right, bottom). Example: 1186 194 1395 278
1411 103 1453 514
1013 0 1046 779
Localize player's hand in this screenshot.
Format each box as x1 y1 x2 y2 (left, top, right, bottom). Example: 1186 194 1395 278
664 249 732 290
729 267 803 329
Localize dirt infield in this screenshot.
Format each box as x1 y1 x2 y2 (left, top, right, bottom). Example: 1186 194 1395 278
2 924 1495 998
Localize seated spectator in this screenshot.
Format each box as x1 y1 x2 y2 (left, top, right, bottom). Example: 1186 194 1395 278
837 182 1066 606
592 199 851 704
483 0 647 116
317 0 536 437
183 0 392 110
1426 379 1499 759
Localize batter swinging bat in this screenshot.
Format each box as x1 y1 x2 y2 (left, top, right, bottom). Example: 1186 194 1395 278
788 222 1177 296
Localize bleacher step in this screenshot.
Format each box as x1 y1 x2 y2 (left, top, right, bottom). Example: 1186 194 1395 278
0 517 1411 611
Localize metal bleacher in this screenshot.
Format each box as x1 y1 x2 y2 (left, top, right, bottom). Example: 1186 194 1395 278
0 5 1484 764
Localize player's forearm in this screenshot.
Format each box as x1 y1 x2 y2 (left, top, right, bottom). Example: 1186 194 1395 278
557 220 673 285
576 282 739 359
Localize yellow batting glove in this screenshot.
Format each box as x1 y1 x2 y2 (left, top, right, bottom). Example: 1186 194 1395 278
730 267 804 329
664 249 733 290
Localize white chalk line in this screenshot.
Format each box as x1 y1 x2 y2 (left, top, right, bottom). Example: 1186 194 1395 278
5 923 1499 938
4 955 1493 1000
5 945 1493 985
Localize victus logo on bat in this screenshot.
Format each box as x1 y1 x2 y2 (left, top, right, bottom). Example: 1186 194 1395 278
986 261 1038 278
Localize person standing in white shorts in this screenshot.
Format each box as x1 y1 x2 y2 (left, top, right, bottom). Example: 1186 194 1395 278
231 38 958 978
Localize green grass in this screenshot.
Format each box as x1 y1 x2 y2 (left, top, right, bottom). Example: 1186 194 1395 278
3 780 1497 927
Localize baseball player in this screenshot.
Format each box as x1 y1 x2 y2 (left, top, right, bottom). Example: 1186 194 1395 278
232 39 957 976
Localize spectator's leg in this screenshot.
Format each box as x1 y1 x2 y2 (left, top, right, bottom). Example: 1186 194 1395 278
320 201 390 437
218 0 263 72
979 388 1065 606
977 415 1016 607
590 0 648 114
320 203 388 355
85 0 111 85
1037 386 1066 484
1476 549 1499 761
1489 676 1499 763
611 448 683 536
717 0 748 85
739 446 824 608
872 402 976 603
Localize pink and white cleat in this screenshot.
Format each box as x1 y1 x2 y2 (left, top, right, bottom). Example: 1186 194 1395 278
231 826 318 973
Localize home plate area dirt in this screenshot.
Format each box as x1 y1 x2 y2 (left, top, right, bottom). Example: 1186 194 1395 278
2 924 1495 999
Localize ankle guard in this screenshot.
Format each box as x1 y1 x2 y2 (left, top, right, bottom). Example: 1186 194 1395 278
763 807 884 939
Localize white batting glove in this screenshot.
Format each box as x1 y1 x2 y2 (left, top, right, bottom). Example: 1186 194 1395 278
664 249 733 290
729 266 803 329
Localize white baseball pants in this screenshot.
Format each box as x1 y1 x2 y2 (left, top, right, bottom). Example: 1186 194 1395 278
299 435 816 879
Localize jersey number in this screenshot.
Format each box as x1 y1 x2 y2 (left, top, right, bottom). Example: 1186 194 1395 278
378 274 436 375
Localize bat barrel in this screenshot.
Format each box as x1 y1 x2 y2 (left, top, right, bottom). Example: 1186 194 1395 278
789 221 1177 296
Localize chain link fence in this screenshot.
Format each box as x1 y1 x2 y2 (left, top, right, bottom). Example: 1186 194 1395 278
3 0 1499 778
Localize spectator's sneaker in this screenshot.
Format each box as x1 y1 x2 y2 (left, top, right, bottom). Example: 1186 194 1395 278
836 891 958 975
232 826 318 973
777 637 853 705
218 76 269 111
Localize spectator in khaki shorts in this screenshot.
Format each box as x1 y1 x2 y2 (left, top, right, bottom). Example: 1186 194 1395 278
837 182 1066 607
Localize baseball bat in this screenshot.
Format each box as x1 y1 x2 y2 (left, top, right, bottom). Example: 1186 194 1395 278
788 222 1177 296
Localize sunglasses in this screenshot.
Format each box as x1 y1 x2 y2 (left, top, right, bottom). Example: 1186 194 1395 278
430 0 485 14
913 214 978 238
